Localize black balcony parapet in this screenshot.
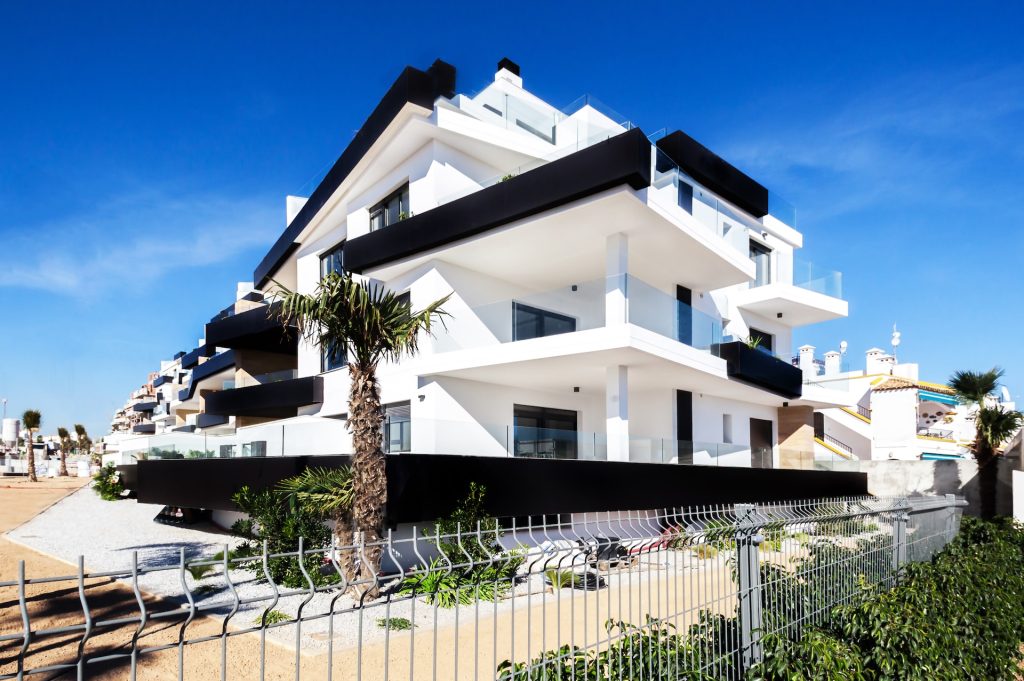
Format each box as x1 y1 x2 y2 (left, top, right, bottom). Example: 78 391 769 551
656 130 769 218
132 423 156 434
204 303 296 353
254 59 457 288
178 351 236 401
204 376 322 419
714 341 803 399
181 344 216 370
345 128 652 273
153 375 171 388
196 413 229 429
133 401 158 413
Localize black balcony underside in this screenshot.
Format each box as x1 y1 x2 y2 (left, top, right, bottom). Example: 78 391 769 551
344 128 653 274
153 375 171 387
254 59 457 288
656 130 769 218
204 303 296 353
132 401 158 413
172 425 196 433
203 376 323 419
134 454 867 523
132 423 156 434
714 341 803 399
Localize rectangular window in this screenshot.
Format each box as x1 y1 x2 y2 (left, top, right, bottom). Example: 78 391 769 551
320 242 344 278
722 414 733 444
382 401 411 453
677 181 693 214
748 327 774 354
369 183 410 232
513 405 577 459
749 240 772 287
321 340 347 372
512 302 576 341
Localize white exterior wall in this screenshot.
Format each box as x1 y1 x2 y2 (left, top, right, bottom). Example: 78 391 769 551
870 389 920 459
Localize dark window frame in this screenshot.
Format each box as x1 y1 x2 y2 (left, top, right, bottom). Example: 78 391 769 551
369 183 411 232
749 239 772 286
513 404 578 460
512 302 577 341
320 241 345 278
382 401 411 453
748 326 775 354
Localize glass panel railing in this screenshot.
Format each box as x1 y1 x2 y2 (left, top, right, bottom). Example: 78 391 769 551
429 274 725 354
250 369 298 385
650 148 754 258
792 257 842 298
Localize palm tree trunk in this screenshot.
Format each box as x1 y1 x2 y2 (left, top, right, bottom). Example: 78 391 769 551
348 363 385 600
26 431 37 482
975 446 999 520
59 445 68 477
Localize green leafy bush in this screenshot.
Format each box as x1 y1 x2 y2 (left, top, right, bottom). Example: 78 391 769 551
398 483 522 607
230 485 337 589
256 609 291 625
92 463 124 500
377 617 413 631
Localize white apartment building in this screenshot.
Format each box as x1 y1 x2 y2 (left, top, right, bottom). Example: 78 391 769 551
167 57 849 470
805 343 1016 463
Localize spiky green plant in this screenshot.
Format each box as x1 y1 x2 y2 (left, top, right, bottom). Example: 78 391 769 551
22 410 41 482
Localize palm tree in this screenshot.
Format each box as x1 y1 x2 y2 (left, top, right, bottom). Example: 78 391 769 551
73 424 91 463
56 427 71 476
949 367 1023 518
22 410 41 482
274 272 448 591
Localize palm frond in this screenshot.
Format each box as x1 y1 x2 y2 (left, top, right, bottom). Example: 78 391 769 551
948 367 1004 405
272 272 450 369
22 410 41 430
976 407 1023 452
277 466 354 515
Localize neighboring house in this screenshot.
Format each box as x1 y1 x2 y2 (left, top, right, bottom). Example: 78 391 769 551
804 345 1017 463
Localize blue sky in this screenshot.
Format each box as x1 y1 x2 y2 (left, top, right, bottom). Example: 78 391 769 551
1 2 1022 435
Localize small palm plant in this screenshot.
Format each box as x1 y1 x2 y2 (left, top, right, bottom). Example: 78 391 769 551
56 426 71 476
22 410 41 482
277 466 355 577
274 272 449 595
949 367 1024 518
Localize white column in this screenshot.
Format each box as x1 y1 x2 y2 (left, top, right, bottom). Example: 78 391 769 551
605 233 628 326
606 365 630 462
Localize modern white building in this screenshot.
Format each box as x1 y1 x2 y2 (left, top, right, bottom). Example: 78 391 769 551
805 343 1016 463
133 57 843 471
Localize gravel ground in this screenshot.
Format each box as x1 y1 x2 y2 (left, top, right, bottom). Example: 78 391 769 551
7 483 726 655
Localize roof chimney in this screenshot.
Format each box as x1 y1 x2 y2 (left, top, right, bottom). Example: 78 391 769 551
496 57 522 87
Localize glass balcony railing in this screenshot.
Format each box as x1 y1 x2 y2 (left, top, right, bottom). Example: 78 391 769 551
429 274 723 354
650 148 753 258
791 257 842 298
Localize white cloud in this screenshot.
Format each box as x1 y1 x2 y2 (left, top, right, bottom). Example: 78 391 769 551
0 190 280 298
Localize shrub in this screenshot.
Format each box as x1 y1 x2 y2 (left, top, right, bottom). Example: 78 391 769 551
230 485 337 589
256 609 291 625
92 463 124 500
398 483 523 607
377 617 413 631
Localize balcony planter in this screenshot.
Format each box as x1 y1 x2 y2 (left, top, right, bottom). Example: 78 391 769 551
712 341 803 399
203 376 323 419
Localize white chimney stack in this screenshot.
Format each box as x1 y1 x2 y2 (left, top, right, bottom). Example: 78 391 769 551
824 350 842 376
799 345 818 378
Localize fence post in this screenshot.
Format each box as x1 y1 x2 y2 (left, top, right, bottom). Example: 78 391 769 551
735 503 765 672
943 494 957 542
892 498 909 573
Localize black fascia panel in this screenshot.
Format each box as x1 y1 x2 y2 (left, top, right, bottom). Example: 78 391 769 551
344 127 652 273
203 376 323 419
656 130 769 218
714 341 803 399
204 303 297 353
254 59 457 288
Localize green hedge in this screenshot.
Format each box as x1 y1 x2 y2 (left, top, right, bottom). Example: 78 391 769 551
753 517 1024 680
498 518 1024 680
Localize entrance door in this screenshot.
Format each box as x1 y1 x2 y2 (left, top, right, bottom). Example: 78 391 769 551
513 405 578 459
749 418 774 469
